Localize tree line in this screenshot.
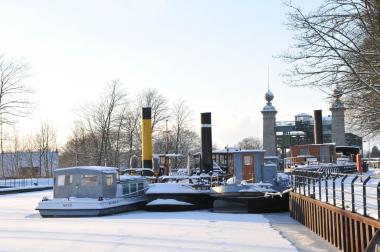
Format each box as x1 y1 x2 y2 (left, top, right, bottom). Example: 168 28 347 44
59 80 200 168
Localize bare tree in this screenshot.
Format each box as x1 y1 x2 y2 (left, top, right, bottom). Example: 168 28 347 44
96 80 127 166
61 80 127 167
171 99 192 154
120 103 140 160
0 55 33 177
137 88 169 131
35 121 57 177
0 55 33 124
152 100 199 168
282 0 380 135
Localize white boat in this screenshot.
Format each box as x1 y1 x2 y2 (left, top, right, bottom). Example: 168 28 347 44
36 166 148 217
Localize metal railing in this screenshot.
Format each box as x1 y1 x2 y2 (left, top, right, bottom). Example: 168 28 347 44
291 170 380 220
0 178 53 188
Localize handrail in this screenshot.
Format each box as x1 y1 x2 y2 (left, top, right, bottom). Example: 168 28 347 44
291 170 380 220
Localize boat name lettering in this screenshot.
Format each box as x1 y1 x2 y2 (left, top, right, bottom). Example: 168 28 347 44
62 203 72 207
101 200 119 206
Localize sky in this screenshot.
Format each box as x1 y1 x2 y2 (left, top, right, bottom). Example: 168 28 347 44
0 0 336 149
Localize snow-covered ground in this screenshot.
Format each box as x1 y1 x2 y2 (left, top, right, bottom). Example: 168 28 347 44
0 190 337 252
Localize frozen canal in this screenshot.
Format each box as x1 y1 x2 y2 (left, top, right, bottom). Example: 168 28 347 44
0 190 337 252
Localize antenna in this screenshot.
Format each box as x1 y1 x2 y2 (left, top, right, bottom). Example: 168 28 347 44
267 65 270 91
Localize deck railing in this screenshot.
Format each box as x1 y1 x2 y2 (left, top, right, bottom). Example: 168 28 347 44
291 170 380 220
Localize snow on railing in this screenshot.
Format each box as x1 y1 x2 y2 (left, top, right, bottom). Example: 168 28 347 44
291 170 380 220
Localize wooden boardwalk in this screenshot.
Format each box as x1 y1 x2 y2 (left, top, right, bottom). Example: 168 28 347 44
290 191 380 251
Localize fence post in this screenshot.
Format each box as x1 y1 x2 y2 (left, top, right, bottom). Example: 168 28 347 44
341 175 348 210
333 174 338 206
377 181 380 219
351 176 359 213
363 176 371 217
325 173 329 203
318 172 322 200
312 175 316 198
303 172 306 196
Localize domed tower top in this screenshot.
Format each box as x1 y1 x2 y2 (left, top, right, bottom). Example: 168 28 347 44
265 90 274 102
262 90 276 112
331 87 345 109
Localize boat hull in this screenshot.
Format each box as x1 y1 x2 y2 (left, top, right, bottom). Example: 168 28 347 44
146 193 214 211
210 191 289 213
36 196 147 217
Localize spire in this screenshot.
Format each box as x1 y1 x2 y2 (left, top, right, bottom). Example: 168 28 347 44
267 65 270 91
263 66 276 112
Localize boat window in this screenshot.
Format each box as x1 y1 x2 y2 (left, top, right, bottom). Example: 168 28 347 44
243 155 252 165
138 182 144 195
66 175 73 185
122 184 129 195
56 175 65 186
80 174 98 186
130 183 137 196
105 175 113 186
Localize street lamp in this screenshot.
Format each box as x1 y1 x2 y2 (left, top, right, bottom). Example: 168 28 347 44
363 140 371 158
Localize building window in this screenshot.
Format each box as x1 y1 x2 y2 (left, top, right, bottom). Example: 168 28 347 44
56 175 65 186
243 155 252 166
81 174 98 186
105 175 113 186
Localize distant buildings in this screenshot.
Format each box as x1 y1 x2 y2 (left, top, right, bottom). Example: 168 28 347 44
0 151 59 178
275 113 362 158
262 88 362 159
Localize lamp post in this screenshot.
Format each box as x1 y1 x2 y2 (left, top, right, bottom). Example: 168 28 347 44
363 140 371 158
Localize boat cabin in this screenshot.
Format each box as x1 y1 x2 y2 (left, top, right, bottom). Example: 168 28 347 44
212 149 276 183
289 144 336 165
54 166 117 199
287 144 360 167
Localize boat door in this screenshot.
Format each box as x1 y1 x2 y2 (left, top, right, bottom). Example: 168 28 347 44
242 154 255 182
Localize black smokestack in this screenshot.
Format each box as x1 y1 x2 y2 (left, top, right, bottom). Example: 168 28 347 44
201 112 212 173
313 110 323 144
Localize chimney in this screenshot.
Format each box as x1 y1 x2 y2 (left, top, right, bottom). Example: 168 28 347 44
142 107 152 169
313 110 323 144
201 112 213 173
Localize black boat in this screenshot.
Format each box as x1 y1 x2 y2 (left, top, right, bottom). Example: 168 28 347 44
208 149 291 213
145 176 214 211
210 182 290 213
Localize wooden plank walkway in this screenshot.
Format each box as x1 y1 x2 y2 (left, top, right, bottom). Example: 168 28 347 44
290 192 380 251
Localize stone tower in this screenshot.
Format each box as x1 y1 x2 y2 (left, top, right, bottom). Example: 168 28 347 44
262 90 277 156
330 88 346 146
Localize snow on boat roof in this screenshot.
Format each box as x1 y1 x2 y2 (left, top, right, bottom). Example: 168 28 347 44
153 153 183 158
119 174 144 180
146 199 194 206
54 166 117 175
146 183 207 194
265 156 280 159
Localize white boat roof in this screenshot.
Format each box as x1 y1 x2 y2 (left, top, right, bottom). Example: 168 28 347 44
54 166 117 175
119 174 144 180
